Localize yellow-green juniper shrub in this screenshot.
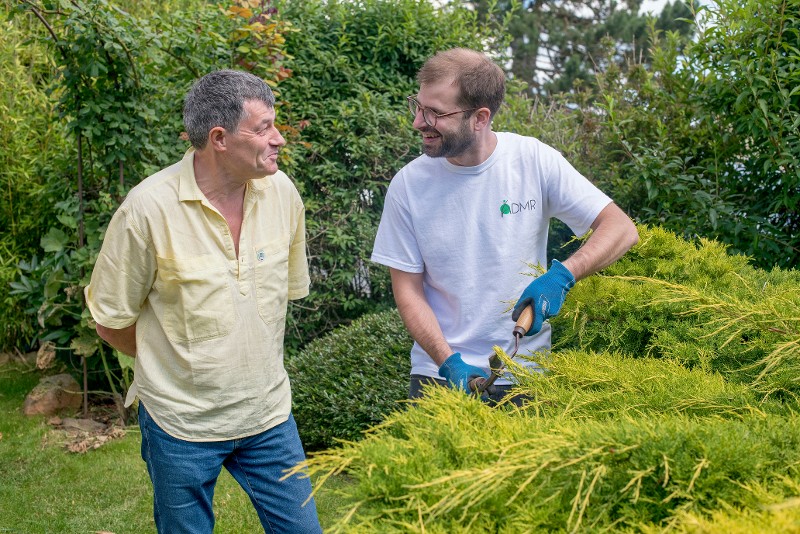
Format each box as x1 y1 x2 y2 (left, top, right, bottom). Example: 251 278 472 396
293 225 800 531
553 226 800 400
295 387 800 532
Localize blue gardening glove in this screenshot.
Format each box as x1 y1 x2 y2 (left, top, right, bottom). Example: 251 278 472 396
511 259 575 336
438 352 488 393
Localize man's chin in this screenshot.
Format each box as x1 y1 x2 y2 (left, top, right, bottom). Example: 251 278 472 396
422 145 442 158
256 163 279 176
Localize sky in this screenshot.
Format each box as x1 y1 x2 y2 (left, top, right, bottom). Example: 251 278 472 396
639 0 670 15
641 0 711 15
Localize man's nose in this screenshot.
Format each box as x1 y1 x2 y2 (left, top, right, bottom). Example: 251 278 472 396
412 109 428 129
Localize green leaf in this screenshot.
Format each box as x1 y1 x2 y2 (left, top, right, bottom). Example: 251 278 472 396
41 228 69 253
57 214 78 229
70 334 99 357
117 351 136 371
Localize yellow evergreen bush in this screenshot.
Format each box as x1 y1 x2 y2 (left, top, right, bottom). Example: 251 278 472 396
293 226 800 532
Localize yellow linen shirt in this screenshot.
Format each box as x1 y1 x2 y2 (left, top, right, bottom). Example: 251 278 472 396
85 149 310 441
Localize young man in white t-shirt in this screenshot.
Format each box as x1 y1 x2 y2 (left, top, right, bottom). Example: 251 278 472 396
371 48 639 402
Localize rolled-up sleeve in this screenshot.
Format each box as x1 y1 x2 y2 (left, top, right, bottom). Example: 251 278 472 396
85 206 156 328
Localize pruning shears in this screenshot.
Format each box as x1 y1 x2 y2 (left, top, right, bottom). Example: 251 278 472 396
469 306 534 396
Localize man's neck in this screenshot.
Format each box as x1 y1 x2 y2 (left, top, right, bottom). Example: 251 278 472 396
193 149 247 257
446 130 498 167
193 150 247 207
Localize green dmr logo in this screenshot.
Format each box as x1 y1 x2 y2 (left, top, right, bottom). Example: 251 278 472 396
500 199 537 217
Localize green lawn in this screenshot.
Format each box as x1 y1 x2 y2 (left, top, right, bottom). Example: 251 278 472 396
0 363 352 533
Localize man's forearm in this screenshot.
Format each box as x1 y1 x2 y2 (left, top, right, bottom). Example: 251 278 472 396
562 202 639 281
390 269 453 366
95 323 137 357
396 297 453 367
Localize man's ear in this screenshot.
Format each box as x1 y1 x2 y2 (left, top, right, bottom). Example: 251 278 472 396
473 108 493 131
208 126 227 151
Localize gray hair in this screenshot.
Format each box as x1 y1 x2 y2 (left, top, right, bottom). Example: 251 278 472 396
183 69 275 149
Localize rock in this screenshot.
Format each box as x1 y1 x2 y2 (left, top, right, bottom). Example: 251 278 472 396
23 374 82 416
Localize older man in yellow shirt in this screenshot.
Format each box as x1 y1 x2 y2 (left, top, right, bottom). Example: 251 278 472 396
85 70 321 533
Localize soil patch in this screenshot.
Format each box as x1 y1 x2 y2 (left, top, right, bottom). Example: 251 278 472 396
42 396 129 453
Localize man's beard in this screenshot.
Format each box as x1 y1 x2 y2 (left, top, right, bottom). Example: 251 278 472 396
422 119 474 159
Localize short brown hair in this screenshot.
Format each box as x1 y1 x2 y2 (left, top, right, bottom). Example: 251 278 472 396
417 48 505 117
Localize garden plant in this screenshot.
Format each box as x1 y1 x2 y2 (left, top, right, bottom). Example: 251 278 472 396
290 226 800 532
1 0 799 530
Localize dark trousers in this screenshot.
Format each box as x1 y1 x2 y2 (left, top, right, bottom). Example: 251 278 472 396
409 374 528 407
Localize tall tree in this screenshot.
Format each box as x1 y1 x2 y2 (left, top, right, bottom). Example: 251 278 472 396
468 0 694 96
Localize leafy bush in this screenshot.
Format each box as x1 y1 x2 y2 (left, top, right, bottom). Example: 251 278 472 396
592 0 800 269
688 0 800 267
494 4 800 271
300 391 800 533
509 350 786 420
287 308 411 451
0 6 69 350
298 388 800 533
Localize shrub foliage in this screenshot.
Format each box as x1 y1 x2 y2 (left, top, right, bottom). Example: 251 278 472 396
292 226 800 532
287 308 411 451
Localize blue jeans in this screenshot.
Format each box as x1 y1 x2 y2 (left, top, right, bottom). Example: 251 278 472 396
138 403 321 534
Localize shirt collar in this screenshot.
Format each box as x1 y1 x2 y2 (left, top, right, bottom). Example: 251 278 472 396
178 148 205 202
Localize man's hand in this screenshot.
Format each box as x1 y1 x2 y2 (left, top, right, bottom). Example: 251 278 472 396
511 259 575 336
438 352 488 392
95 323 137 357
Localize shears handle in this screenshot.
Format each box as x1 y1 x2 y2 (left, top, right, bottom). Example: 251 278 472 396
513 306 534 338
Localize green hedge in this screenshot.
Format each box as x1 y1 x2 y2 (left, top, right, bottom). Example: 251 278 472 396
277 0 510 351
287 308 411 451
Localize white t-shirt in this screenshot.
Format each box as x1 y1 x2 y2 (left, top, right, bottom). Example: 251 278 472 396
371 132 612 382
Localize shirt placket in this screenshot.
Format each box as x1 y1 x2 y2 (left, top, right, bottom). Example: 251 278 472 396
236 186 258 296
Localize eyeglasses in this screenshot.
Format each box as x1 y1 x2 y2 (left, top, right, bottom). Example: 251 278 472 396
406 96 479 127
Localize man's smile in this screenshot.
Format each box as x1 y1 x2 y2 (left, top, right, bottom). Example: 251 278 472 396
420 129 441 142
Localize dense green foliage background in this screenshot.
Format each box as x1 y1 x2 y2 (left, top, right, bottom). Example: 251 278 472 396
2 1 799 529
1 0 798 407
